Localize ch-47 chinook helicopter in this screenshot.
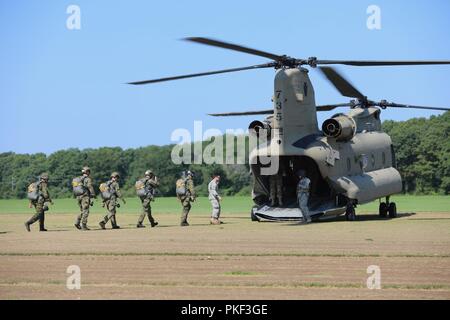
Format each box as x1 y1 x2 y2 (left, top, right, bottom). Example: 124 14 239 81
129 37 450 222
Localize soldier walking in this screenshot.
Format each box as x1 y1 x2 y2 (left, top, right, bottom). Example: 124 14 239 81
73 166 95 231
136 170 159 228
99 172 126 230
25 173 53 232
176 171 195 226
296 169 312 223
208 175 222 225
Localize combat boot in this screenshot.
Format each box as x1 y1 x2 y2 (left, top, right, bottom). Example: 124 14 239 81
99 221 106 230
210 218 220 225
136 223 145 228
39 227 48 232
81 224 90 231
74 223 81 230
180 221 189 227
112 225 121 229
24 222 31 232
150 221 158 227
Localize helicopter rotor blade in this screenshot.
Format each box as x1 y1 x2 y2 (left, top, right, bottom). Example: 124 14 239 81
208 109 273 117
184 37 286 62
376 101 450 111
319 66 365 99
128 62 276 85
316 103 352 111
316 60 450 66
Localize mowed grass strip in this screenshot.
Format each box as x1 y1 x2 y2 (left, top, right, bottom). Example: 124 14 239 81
0 195 449 215
0 252 449 258
1 280 449 291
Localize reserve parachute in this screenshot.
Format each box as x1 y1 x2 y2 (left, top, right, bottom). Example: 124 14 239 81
99 182 112 200
175 178 186 196
27 182 40 201
72 176 86 196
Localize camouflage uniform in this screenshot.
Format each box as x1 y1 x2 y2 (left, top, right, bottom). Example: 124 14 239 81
25 179 52 231
178 176 195 226
269 173 283 206
137 175 159 227
75 175 95 229
208 178 221 223
100 180 124 229
297 176 311 223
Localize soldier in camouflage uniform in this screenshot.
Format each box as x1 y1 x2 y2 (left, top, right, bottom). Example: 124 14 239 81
208 175 222 225
136 170 159 228
99 172 126 230
25 173 53 232
296 169 312 224
74 166 96 231
178 171 195 226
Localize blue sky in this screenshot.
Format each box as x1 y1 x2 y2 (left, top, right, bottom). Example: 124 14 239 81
1 0 449 154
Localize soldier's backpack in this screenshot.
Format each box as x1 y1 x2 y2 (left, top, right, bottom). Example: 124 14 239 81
99 181 112 200
72 176 86 196
175 178 187 196
135 179 147 197
27 181 40 201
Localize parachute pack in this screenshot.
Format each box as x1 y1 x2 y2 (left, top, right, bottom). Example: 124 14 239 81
175 178 187 196
99 182 112 200
72 176 86 196
27 181 40 201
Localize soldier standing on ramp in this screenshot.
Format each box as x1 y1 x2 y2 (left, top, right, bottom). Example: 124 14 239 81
208 175 223 225
73 166 95 231
176 171 196 226
99 172 126 230
25 173 53 232
136 170 159 228
296 169 312 223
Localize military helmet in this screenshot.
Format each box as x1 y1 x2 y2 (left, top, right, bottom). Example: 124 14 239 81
111 172 120 178
82 166 91 174
186 170 194 177
40 173 49 180
145 170 153 176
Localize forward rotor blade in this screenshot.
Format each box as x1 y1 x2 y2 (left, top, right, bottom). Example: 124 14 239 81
317 60 450 66
184 37 285 62
208 109 273 117
319 67 365 99
128 63 275 85
379 102 450 111
316 103 351 111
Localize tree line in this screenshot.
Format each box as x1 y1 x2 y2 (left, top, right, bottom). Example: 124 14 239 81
0 112 448 199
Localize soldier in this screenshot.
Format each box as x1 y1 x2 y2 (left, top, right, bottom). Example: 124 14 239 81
74 166 95 231
296 169 312 223
25 173 53 232
177 170 195 226
136 170 159 228
269 173 283 207
208 175 222 225
99 172 126 230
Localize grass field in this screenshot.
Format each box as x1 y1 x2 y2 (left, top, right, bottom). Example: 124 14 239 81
0 195 449 215
0 195 449 300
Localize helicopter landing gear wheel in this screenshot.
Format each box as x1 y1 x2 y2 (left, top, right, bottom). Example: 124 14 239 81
379 202 388 218
388 202 397 218
345 203 356 221
251 206 260 222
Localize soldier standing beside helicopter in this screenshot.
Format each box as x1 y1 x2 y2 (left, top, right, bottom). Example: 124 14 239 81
176 171 196 226
296 169 311 223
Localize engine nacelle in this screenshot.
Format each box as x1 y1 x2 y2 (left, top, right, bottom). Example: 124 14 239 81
249 120 271 138
322 115 355 141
